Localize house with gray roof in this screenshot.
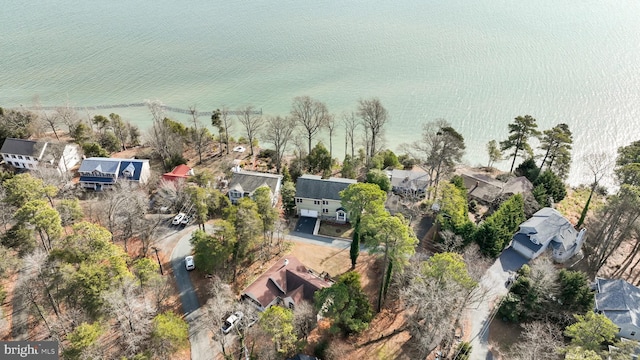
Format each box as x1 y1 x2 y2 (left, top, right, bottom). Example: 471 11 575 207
389 168 430 198
455 167 533 205
227 170 282 206
78 157 150 190
510 207 586 263
295 174 357 223
595 278 640 341
0 138 81 174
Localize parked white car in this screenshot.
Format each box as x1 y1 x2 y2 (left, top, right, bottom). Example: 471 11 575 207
180 215 191 226
185 255 195 271
221 311 244 334
172 212 186 225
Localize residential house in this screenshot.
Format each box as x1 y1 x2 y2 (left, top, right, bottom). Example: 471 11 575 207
389 168 430 198
510 207 586 263
0 138 81 174
295 174 357 223
595 278 640 341
456 167 533 205
162 164 194 182
227 170 282 206
78 157 151 190
241 256 332 312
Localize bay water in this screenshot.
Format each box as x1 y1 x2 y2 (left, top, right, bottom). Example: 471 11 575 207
2 0 640 186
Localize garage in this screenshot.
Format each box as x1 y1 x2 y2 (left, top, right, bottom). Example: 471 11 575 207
300 209 318 218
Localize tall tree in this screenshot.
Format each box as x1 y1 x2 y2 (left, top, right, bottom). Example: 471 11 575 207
500 115 541 173
615 140 640 186
307 142 332 176
340 183 387 268
145 100 184 172
538 123 573 179
411 120 466 199
577 152 611 228
2 173 58 208
109 113 128 151
39 108 61 140
290 96 330 155
236 106 262 156
253 186 279 258
564 311 618 354
227 198 261 281
358 98 388 163
151 311 189 358
262 115 296 173
211 108 223 154
361 213 418 311
342 112 359 159
188 106 212 164
486 140 502 168
14 199 62 252
325 114 337 159
259 306 297 356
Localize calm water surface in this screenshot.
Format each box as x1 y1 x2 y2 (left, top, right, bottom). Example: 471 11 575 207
2 0 640 186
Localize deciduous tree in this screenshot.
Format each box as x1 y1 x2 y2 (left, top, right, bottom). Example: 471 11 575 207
365 169 391 192
358 98 388 163
236 105 262 156
577 152 612 228
262 115 296 173
291 96 330 155
342 112 359 159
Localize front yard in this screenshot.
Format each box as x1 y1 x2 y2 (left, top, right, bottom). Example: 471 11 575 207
317 222 354 239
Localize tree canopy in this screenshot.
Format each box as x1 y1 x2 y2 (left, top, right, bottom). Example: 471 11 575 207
500 115 541 173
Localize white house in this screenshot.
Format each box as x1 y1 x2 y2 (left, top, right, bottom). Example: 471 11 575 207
227 170 282 206
78 157 150 190
595 278 640 342
294 175 357 223
510 207 586 263
0 138 81 174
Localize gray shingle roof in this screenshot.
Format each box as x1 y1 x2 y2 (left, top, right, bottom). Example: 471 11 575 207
516 207 577 249
512 232 543 252
596 278 640 328
295 175 357 200
390 169 430 190
0 138 46 158
228 171 282 196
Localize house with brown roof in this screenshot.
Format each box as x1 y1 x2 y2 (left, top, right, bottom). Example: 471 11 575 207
455 167 533 205
241 256 332 311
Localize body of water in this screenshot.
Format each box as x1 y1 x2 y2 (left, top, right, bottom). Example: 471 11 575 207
2 0 640 186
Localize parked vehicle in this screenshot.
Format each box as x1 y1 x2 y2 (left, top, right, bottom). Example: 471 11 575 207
180 215 191 226
172 212 186 225
221 311 244 334
185 255 195 271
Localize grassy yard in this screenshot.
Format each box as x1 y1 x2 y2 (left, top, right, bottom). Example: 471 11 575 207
317 222 354 239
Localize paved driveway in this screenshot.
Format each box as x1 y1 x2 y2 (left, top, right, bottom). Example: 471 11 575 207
295 216 318 234
467 247 528 360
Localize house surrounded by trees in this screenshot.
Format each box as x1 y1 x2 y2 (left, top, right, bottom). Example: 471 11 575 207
227 170 283 206
595 277 640 342
78 157 151 190
511 207 586 263
0 137 81 173
295 175 356 222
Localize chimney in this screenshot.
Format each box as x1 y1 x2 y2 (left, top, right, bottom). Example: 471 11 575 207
284 259 289 267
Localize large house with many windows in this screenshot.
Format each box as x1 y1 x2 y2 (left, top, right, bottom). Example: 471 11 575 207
227 170 282 206
294 175 357 223
78 157 150 190
0 138 81 174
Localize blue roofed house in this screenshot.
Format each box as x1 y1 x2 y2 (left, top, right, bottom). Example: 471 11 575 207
510 207 586 263
595 278 640 341
78 157 150 190
294 175 357 223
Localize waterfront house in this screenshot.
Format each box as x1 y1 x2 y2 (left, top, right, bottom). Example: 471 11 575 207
78 157 150 190
389 168 430 198
595 277 640 341
227 170 282 206
241 256 332 311
511 207 586 263
0 138 81 174
295 174 357 223
456 167 533 205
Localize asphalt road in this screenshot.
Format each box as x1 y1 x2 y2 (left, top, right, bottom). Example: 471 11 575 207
467 247 528 360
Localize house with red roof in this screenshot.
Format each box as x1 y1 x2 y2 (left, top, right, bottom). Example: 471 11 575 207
241 256 332 311
162 164 194 182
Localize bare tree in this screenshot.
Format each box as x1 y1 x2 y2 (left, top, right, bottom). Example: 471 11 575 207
188 106 212 164
102 277 155 356
262 115 296 173
236 106 262 156
145 100 183 171
358 98 388 162
342 112 359 159
154 179 190 213
55 103 81 135
505 321 563 360
202 278 237 357
292 301 317 341
98 184 148 253
577 152 612 228
290 96 330 155
38 109 61 140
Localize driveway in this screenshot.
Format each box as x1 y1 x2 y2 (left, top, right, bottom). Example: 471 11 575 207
467 247 528 360
170 225 216 360
295 216 317 234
